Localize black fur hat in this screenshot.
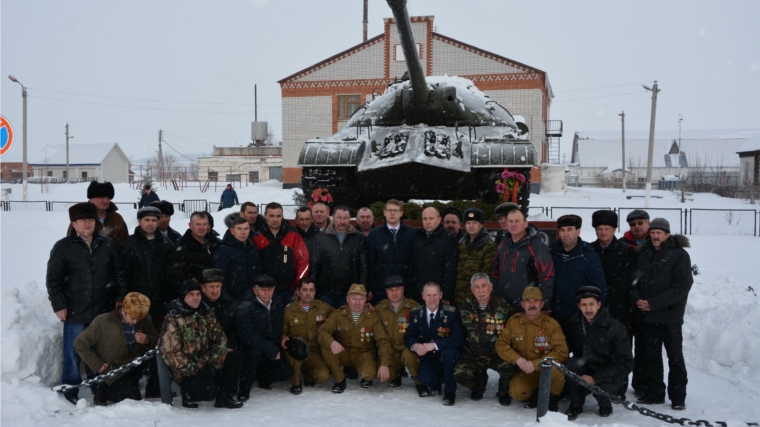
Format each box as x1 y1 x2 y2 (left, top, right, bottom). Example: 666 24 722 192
592 210 618 228
150 200 174 216
286 337 310 361
442 206 463 223
494 202 519 218
87 181 115 199
463 208 486 225
68 202 98 221
557 214 582 229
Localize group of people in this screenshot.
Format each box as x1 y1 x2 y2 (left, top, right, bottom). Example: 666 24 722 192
47 180 694 420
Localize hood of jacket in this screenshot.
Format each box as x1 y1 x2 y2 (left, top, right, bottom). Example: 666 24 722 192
166 297 212 317
502 223 540 247
637 233 690 253
221 228 253 248
223 212 241 228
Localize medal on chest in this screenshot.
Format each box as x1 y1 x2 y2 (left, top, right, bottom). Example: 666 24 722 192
534 335 551 354
397 317 408 334
437 326 451 337
293 315 299 324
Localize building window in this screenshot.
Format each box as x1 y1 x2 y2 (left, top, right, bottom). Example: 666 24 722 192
208 171 218 182
249 171 259 184
62 171 68 179
47 171 53 177
338 95 361 120
225 174 241 183
81 171 88 178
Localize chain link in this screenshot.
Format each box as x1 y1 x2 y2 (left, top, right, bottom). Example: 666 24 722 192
52 348 158 393
541 357 758 427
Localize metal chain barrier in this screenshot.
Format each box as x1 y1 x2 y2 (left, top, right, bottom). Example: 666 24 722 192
52 348 158 393
539 357 758 427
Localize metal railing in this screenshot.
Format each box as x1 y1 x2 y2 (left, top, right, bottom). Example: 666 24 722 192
617 208 684 234
549 207 612 230
689 209 757 236
182 200 208 216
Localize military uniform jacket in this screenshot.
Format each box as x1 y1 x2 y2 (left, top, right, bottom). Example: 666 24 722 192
317 306 392 367
404 304 464 356
283 299 334 350
458 295 514 357
374 298 417 352
495 312 569 370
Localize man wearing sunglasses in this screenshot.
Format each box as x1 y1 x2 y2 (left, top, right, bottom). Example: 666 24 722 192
621 210 650 249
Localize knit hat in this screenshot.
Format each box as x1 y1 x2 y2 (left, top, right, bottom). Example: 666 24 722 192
137 206 162 220
347 284 367 296
592 210 618 228
557 214 582 229
87 181 115 199
150 200 174 216
286 337 310 362
522 286 543 301
201 268 225 284
626 209 650 222
68 202 98 221
442 206 463 223
383 275 405 289
463 208 485 225
122 292 151 321
179 279 202 299
649 218 671 233
575 286 602 302
494 202 519 219
253 275 277 288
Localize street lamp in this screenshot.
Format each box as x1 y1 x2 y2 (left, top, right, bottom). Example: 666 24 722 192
8 75 28 201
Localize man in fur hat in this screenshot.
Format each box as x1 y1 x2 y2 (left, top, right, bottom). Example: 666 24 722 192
74 292 158 405
151 200 182 243
66 181 129 247
48 202 128 405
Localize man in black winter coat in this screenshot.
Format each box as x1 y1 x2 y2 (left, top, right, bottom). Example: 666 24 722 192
166 211 221 294
118 206 175 398
631 218 693 410
213 217 263 300
150 200 182 244
294 207 321 269
408 207 459 304
200 268 240 350
564 287 633 421
47 202 128 404
138 184 160 208
311 206 369 308
367 199 415 305
236 275 293 401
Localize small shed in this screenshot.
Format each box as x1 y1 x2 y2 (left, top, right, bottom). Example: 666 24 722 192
30 142 132 183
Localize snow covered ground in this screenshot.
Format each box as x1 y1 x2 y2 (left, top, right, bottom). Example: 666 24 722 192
1 181 759 426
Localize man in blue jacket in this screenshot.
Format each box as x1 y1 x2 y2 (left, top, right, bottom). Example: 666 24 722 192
367 199 415 305
219 184 239 209
236 275 292 402
213 217 263 300
549 215 607 335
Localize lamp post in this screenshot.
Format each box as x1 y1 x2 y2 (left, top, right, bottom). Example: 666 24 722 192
8 75 28 201
642 81 660 208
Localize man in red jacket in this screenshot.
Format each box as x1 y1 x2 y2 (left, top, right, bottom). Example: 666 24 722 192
253 202 309 303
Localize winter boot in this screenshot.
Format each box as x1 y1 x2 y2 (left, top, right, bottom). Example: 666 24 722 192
565 405 583 421
332 379 347 393
389 376 402 388
214 394 243 409
181 389 198 409
548 395 560 412
343 366 359 380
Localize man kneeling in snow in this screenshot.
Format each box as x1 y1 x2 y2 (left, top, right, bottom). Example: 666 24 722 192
73 292 158 406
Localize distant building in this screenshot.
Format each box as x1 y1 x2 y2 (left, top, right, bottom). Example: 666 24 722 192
278 15 561 188
198 146 283 184
29 143 131 183
1 162 34 180
570 130 759 186
737 134 760 185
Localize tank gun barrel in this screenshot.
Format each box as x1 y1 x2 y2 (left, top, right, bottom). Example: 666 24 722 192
386 0 429 104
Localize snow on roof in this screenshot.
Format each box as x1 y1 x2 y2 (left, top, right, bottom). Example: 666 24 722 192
574 129 759 168
736 134 760 153
29 143 124 166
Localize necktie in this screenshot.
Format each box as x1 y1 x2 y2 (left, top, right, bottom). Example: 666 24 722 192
429 311 435 327
391 228 397 244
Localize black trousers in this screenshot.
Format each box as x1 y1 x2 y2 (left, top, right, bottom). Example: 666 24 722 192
240 347 293 393
641 322 687 403
179 350 244 401
98 368 143 403
564 357 624 410
630 312 648 393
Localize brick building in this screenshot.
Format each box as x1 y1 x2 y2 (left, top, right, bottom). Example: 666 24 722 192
1 162 34 180
278 15 561 188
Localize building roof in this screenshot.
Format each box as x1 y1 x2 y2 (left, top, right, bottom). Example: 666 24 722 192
29 143 129 166
572 129 759 168
736 134 760 154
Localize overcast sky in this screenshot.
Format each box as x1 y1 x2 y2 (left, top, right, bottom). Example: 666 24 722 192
2 0 758 165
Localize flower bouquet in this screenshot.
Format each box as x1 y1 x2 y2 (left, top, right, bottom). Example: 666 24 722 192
494 168 526 203
308 187 334 209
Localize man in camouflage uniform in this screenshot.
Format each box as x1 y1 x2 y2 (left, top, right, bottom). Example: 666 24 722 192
453 208 496 305
373 275 420 387
159 279 244 409
281 276 335 394
495 286 568 412
453 273 516 405
318 284 392 393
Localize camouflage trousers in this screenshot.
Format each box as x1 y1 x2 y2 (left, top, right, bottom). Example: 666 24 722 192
453 349 517 394
388 348 420 383
285 346 331 386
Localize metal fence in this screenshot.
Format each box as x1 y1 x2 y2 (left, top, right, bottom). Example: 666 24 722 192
3 201 50 211
689 209 758 236
617 208 684 234
183 200 208 216
549 207 612 230
209 202 222 212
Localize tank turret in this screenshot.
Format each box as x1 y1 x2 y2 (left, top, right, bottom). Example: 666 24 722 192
299 0 537 213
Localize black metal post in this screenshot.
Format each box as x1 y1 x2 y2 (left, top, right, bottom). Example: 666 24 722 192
536 358 553 421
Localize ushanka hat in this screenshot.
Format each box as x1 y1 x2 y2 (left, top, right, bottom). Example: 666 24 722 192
556 214 582 229
87 181 115 199
441 206 463 223
68 202 98 221
463 208 485 225
122 292 151 321
137 206 162 220
592 210 618 228
150 200 174 216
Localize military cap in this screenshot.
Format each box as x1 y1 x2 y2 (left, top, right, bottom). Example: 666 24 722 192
463 208 485 225
442 206 463 223
383 275 405 289
494 202 520 218
576 286 602 302
254 275 277 288
69 202 98 221
522 286 543 301
286 337 310 361
200 268 225 284
556 214 582 229
626 209 650 222
347 284 367 296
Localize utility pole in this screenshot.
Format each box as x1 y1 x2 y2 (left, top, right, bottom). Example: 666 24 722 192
158 129 164 184
8 75 28 201
363 0 369 42
65 123 73 183
677 115 683 181
643 81 660 208
254 84 257 122
619 111 626 192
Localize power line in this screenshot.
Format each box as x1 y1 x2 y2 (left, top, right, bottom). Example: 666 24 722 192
28 95 265 115
555 92 645 103
28 87 280 106
555 82 651 93
161 139 197 161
